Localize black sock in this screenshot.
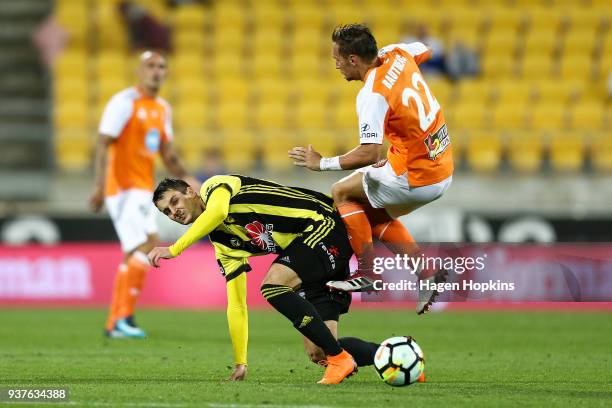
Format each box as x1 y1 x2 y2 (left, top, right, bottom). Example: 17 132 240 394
261 284 342 356
339 337 379 366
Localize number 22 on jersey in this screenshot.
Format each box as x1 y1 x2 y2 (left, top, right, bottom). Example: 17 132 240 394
401 72 441 132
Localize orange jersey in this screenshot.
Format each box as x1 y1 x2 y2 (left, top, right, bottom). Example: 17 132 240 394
356 42 453 187
99 87 173 196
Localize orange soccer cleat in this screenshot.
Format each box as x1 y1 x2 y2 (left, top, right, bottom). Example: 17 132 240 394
317 349 357 384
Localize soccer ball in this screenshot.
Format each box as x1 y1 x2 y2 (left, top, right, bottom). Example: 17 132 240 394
373 336 425 386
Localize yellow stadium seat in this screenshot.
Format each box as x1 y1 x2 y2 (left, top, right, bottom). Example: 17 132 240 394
291 4 324 31
569 102 605 130
54 101 89 129
328 4 364 27
456 80 493 104
525 7 562 32
255 102 287 130
55 1 88 45
54 78 88 105
332 100 357 129
562 29 597 58
95 51 127 80
174 30 206 52
428 79 453 107
485 6 524 31
216 100 249 130
174 104 207 129
558 55 593 80
211 3 245 28
482 30 517 56
466 130 502 172
532 79 582 103
173 53 205 78
213 78 250 103
172 3 207 29
289 54 323 80
212 51 243 79
213 28 244 51
261 130 297 171
565 8 603 31
529 103 568 130
549 132 584 172
491 103 526 129
292 29 324 55
55 129 92 171
175 78 210 104
521 55 555 79
295 80 330 104
451 103 488 130
507 131 543 173
222 130 256 171
522 29 559 58
495 81 533 105
253 79 291 105
251 29 284 57
481 53 515 78
295 102 328 130
252 3 286 28
445 26 481 50
302 129 338 157
54 51 87 79
590 131 612 172
251 55 283 79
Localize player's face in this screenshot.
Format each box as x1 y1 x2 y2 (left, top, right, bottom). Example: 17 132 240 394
156 188 199 225
138 52 168 93
332 43 358 81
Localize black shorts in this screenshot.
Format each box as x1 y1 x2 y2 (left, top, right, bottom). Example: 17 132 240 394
273 214 353 321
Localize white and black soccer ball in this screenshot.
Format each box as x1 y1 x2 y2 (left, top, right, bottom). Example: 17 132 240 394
373 336 425 386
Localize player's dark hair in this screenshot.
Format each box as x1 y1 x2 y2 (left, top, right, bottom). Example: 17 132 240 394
332 24 378 61
153 178 189 205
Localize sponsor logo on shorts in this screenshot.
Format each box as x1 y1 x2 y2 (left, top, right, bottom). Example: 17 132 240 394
424 124 450 160
279 255 291 263
319 242 337 270
245 221 276 252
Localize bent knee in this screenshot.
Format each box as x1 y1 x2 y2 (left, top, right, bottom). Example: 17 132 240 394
331 182 349 204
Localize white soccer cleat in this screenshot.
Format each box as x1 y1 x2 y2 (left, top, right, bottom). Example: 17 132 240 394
416 269 448 315
326 275 375 292
115 318 147 338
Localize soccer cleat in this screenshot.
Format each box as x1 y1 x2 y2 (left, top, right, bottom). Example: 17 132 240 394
326 273 375 292
103 329 126 339
417 372 426 383
114 318 147 338
317 349 357 384
416 269 449 315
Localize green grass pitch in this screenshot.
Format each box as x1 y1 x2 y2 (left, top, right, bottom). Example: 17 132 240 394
0 309 610 407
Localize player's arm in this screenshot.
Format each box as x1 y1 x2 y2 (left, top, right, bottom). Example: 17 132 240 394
226 272 248 381
380 42 432 65
148 187 231 266
89 93 132 212
289 89 386 171
89 134 114 212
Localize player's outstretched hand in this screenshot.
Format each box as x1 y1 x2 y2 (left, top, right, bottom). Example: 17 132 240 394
228 364 247 381
288 145 322 171
89 187 105 213
148 246 175 267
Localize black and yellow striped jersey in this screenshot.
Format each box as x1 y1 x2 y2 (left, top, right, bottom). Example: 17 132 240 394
200 175 338 282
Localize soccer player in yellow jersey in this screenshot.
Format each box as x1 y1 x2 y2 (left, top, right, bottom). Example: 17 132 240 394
148 175 382 384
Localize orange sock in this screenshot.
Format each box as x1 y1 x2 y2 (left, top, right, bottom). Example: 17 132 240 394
106 264 128 330
337 202 373 257
118 251 149 319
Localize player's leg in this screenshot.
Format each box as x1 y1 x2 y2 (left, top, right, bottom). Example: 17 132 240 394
261 263 356 384
303 320 337 365
105 189 157 338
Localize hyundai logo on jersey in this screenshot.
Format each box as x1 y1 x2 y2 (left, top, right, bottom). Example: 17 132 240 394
145 128 161 153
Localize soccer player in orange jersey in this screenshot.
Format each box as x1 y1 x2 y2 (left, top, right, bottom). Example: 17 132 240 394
289 24 453 314
89 51 199 338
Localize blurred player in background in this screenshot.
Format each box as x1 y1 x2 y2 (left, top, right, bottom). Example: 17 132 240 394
289 24 453 314
148 176 383 384
89 51 198 338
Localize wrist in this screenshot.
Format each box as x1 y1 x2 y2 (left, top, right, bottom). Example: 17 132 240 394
319 156 342 171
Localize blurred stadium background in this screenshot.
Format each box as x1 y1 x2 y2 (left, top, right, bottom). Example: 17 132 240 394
1 0 612 301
